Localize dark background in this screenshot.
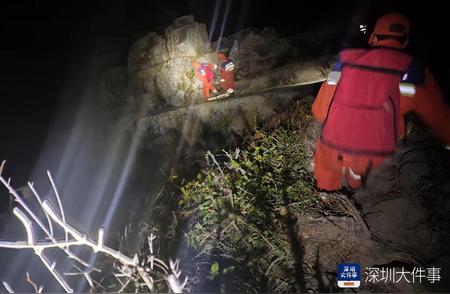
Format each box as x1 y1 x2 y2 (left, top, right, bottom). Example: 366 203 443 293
0 0 448 202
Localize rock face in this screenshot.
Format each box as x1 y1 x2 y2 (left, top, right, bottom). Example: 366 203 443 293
96 15 330 155
97 16 335 174
137 88 316 164
236 61 326 96
115 16 331 117
97 15 334 163
126 15 217 112
215 27 293 79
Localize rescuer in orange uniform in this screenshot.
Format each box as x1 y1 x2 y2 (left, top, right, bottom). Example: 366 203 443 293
217 52 236 94
192 61 218 100
312 13 450 191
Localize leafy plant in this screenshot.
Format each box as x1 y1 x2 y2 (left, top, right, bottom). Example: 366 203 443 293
177 102 322 292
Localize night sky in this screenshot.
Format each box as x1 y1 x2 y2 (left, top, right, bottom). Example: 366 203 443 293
0 0 448 188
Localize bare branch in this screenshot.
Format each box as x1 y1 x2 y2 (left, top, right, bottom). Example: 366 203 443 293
9 209 72 291
2 281 14 293
0 176 52 238
97 227 104 251
28 181 97 270
0 171 187 293
63 265 95 289
0 160 6 176
43 200 135 265
42 200 175 291
118 278 132 293
47 171 68 244
13 208 35 245
27 182 54 236
167 259 188 293
2 176 100 271
206 151 224 177
26 272 43 293
38 252 73 292
167 274 188 293
148 234 156 255
0 240 84 250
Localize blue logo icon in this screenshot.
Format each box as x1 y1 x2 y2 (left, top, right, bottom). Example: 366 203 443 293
337 263 361 288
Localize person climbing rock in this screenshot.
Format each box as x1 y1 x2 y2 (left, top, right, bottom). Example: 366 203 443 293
217 52 236 95
192 61 218 100
311 12 450 191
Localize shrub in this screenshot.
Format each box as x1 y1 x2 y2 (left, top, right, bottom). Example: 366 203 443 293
177 103 321 292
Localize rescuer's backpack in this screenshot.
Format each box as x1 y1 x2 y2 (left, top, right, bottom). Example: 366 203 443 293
320 47 411 156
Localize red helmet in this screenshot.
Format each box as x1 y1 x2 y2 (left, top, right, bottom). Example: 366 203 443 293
368 13 410 47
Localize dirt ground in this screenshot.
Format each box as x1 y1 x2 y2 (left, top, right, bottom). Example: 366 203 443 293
297 122 450 292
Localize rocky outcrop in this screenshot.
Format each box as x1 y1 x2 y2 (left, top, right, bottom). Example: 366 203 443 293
215 27 294 79
97 15 335 159
107 16 332 160
118 16 331 117
126 15 217 112
236 61 327 96
137 88 315 152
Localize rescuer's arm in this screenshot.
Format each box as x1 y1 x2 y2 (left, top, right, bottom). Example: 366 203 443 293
311 61 341 123
400 67 450 147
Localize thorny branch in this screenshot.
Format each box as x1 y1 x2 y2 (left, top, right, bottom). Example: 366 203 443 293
0 160 187 293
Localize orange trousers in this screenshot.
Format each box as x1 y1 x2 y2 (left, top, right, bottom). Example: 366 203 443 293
313 141 386 190
219 70 235 92
199 77 217 100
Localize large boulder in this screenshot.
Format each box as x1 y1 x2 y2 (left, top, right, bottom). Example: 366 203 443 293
138 91 307 150
164 15 209 59
236 60 327 96
104 18 335 119
127 32 168 74
127 15 216 112
215 27 294 79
